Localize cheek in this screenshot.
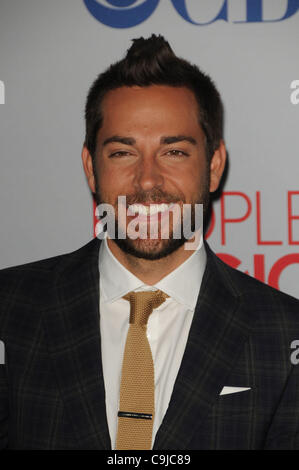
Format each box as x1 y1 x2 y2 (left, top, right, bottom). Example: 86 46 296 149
173 165 203 191
97 165 130 197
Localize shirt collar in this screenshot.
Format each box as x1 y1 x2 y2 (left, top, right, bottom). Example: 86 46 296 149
98 231 206 310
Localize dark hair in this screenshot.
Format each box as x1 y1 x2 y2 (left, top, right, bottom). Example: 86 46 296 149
84 34 223 163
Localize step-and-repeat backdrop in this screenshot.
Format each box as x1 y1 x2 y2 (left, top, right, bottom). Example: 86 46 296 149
0 0 299 298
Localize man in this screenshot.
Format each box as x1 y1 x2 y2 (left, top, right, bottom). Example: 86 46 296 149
1 34 299 450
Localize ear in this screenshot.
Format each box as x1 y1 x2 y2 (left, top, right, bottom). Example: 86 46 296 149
209 140 227 192
81 145 96 194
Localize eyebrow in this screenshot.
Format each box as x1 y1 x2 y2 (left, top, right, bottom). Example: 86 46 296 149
161 135 197 146
102 135 198 147
102 136 135 147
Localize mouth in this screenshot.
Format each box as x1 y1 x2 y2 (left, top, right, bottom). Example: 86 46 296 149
127 202 175 218
126 203 182 226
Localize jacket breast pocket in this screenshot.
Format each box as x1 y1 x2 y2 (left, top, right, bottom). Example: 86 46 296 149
211 386 256 418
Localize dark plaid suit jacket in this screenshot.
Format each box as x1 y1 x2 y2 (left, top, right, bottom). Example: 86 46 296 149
1 237 299 450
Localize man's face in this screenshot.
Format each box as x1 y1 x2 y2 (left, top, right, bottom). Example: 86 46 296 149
86 85 222 260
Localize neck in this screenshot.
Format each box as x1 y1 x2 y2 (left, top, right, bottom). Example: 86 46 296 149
106 233 201 285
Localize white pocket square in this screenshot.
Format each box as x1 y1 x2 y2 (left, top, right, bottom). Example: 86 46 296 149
220 386 251 396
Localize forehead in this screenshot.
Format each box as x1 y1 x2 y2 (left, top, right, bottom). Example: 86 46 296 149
99 85 202 137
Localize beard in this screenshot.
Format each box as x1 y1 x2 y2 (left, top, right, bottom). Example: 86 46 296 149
94 171 210 261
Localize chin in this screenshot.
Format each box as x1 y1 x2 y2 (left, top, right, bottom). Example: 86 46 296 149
113 236 186 261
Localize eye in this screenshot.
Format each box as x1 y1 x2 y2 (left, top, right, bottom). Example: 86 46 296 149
165 149 189 157
109 150 132 158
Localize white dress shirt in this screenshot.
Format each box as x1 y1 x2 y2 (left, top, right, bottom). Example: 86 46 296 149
98 232 207 449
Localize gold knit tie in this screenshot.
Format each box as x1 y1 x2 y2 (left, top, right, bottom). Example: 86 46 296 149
115 290 169 450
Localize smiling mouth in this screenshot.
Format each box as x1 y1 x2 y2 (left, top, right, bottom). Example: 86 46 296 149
127 203 175 217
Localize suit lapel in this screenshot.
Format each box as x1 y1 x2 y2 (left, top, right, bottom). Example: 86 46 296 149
42 237 111 449
153 242 256 450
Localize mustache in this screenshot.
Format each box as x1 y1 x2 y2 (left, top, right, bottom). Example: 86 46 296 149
123 190 184 206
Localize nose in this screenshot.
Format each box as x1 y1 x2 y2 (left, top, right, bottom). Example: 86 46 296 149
133 155 164 192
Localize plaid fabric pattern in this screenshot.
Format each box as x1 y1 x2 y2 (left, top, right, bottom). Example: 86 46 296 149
1 237 299 449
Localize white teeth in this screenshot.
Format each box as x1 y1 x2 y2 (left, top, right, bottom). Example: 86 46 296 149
128 204 171 216
149 203 169 215
150 205 158 215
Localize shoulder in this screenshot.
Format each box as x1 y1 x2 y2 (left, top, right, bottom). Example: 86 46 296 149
205 242 299 323
0 237 100 307
0 238 101 342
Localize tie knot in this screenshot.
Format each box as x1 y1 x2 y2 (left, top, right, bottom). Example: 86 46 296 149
123 290 169 325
